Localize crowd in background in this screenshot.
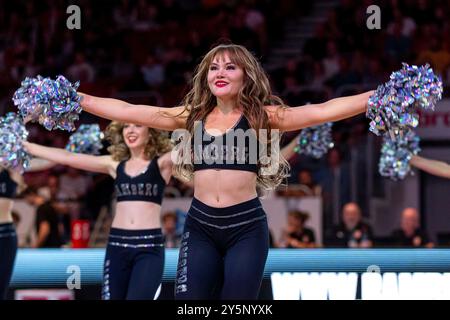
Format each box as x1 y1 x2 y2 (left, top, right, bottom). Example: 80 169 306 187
1 0 450 248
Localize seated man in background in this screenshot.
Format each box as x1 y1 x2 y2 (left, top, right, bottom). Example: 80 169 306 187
391 207 434 248
326 202 373 248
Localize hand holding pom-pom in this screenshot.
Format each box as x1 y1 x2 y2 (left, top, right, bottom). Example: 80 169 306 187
367 63 443 137
12 75 82 131
0 113 31 173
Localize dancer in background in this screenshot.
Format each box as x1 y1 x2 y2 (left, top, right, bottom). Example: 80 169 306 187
23 122 172 300
0 159 55 300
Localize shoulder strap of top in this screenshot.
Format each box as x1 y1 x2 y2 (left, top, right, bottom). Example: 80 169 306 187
116 161 125 174
239 114 249 127
150 156 160 173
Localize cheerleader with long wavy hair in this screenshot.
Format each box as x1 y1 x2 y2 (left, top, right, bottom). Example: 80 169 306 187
77 43 373 299
23 122 172 300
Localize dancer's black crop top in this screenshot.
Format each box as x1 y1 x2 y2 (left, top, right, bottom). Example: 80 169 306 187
0 170 17 199
114 158 166 204
191 115 259 173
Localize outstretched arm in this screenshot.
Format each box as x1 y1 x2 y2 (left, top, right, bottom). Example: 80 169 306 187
23 141 117 177
410 155 450 179
79 93 187 131
267 91 374 132
280 133 300 160
27 158 57 172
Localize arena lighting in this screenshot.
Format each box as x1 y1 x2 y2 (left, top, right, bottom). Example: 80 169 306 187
10 249 450 299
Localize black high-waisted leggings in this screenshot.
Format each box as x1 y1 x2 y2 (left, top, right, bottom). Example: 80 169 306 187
102 228 164 300
175 197 269 300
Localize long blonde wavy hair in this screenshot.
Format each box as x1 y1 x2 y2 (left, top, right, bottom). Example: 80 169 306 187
105 121 172 161
173 43 290 191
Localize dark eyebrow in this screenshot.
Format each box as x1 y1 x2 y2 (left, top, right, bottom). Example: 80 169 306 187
210 62 235 66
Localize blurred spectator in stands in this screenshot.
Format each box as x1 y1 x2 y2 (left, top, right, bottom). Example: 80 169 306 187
59 168 92 220
280 210 316 248
391 207 434 248
279 169 322 198
186 30 206 67
66 52 95 83
303 24 328 62
164 39 190 86
310 61 327 88
141 54 165 88
385 18 412 62
409 0 434 25
298 170 321 196
162 211 181 248
416 35 450 78
9 36 36 82
326 202 373 248
113 0 134 30
59 168 91 200
159 0 183 24
40 55 61 78
281 76 302 105
323 9 341 41
319 148 351 228
326 55 361 89
177 179 194 198
37 174 60 201
334 0 358 37
38 174 72 243
244 1 267 54
11 210 20 228
283 58 303 85
322 40 341 82
131 1 160 31
268 228 277 248
229 4 261 55
362 57 386 85
112 48 135 80
58 31 76 67
387 8 416 39
22 188 63 248
164 179 182 198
